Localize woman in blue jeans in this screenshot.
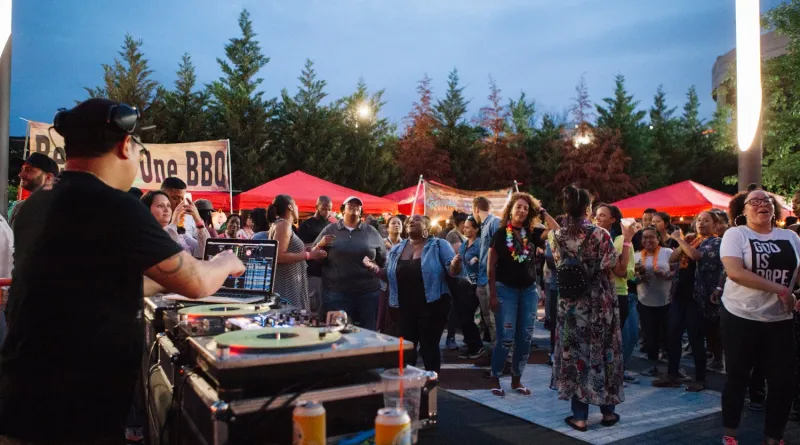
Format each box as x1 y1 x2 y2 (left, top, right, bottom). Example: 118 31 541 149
487 192 559 396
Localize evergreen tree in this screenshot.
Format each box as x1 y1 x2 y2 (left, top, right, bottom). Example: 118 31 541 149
477 76 528 189
596 74 652 185
272 59 341 176
149 53 211 143
207 9 278 191
527 113 565 207
333 79 401 195
508 92 536 137
434 69 482 188
647 85 678 187
397 75 454 187
85 34 162 125
570 75 594 146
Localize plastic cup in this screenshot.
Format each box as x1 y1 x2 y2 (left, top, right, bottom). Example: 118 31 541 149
381 367 425 444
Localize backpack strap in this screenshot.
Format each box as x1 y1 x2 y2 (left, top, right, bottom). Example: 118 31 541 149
556 227 595 261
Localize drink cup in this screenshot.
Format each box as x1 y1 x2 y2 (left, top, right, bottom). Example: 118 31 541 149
381 367 425 444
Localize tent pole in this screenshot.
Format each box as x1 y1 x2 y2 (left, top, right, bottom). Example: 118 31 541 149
226 139 233 214
410 175 423 216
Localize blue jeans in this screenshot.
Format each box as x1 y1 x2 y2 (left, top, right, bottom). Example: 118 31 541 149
491 282 537 377
571 398 615 421
321 288 380 331
622 292 639 366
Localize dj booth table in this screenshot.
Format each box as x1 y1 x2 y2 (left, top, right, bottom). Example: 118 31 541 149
141 296 439 445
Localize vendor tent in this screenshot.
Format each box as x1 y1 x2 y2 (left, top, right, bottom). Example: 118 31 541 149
233 171 398 214
611 181 732 218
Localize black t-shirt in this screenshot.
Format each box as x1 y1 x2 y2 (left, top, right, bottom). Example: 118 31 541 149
298 216 331 277
0 171 182 441
674 259 697 301
491 226 546 289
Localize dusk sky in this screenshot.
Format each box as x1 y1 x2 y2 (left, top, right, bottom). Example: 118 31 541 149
9 0 787 137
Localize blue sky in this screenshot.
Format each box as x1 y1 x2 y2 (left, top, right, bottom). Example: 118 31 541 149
9 0 786 136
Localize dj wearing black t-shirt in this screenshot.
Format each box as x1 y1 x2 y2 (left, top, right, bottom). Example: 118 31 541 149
0 99 245 444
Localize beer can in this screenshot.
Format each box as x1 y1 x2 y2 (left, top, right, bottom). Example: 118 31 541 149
375 407 411 445
292 400 325 445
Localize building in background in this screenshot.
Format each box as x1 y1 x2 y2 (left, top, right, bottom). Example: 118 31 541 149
712 31 788 105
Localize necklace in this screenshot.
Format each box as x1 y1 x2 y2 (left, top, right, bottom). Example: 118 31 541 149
505 223 530 263
641 246 661 273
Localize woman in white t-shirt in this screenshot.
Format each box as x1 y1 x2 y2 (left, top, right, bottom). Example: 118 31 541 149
633 226 673 377
719 189 800 445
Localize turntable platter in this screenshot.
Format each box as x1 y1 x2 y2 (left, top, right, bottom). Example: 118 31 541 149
214 327 342 351
178 304 269 318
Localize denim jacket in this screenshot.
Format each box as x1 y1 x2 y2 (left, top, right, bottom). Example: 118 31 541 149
386 237 455 308
459 238 480 284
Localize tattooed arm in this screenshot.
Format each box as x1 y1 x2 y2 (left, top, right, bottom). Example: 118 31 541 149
144 250 245 299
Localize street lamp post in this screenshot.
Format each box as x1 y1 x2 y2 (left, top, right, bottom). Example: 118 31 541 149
736 0 762 192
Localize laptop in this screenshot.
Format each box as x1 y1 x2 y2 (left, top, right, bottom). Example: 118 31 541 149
163 239 279 304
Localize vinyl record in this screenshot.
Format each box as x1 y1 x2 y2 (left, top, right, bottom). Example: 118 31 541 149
214 327 341 351
178 303 268 318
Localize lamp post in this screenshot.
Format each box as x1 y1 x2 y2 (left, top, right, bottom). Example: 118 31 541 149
736 0 762 192
0 0 11 212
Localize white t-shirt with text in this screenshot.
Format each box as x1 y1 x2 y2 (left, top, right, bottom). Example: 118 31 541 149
634 247 673 307
720 226 800 322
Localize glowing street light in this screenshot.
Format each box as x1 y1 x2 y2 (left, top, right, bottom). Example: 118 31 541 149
356 103 372 120
736 0 762 191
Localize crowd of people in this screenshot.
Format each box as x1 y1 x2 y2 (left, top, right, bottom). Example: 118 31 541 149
0 98 798 445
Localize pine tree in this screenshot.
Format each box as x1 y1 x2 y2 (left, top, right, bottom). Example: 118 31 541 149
570 75 594 146
527 113 565 207
595 74 652 185
272 59 341 176
149 53 210 143
397 75 454 186
508 92 536 137
85 34 161 122
434 69 482 188
647 85 678 187
207 9 278 191
477 76 528 189
551 129 639 203
336 79 401 195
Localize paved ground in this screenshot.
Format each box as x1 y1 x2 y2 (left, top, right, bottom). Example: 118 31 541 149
421 314 800 444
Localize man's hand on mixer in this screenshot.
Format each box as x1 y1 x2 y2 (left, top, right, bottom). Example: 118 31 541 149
145 250 245 299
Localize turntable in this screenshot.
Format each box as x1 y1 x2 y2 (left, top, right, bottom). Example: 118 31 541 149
187 325 414 399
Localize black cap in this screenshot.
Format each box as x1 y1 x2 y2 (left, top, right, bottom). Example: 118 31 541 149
21 153 59 176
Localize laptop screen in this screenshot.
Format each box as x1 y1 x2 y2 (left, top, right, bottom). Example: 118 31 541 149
203 239 278 294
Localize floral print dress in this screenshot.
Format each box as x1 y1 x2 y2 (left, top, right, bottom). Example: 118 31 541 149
693 237 724 319
549 223 625 406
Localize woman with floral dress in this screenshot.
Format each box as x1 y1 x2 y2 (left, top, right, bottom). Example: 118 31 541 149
550 185 628 431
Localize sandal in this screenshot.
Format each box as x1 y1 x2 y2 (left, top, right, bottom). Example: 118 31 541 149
512 385 532 396
600 413 621 427
491 387 505 397
564 416 588 432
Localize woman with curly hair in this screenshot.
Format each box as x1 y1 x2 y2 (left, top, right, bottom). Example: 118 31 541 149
720 188 799 445
550 186 631 431
486 192 559 396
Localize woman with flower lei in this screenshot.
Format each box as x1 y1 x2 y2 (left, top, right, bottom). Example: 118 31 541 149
653 210 722 392
486 192 559 396
633 226 674 377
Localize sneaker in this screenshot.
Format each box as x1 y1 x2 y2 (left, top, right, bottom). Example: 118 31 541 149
446 337 458 350
678 368 692 382
125 427 144 443
748 401 765 411
641 365 660 377
623 371 640 384
459 347 485 360
722 436 738 445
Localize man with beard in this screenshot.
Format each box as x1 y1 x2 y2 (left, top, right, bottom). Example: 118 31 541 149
0 98 245 444
8 153 59 229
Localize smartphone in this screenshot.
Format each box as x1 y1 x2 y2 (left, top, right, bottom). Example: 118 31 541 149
184 192 193 204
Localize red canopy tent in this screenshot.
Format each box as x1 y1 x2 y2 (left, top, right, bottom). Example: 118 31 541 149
233 171 398 214
611 181 733 219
